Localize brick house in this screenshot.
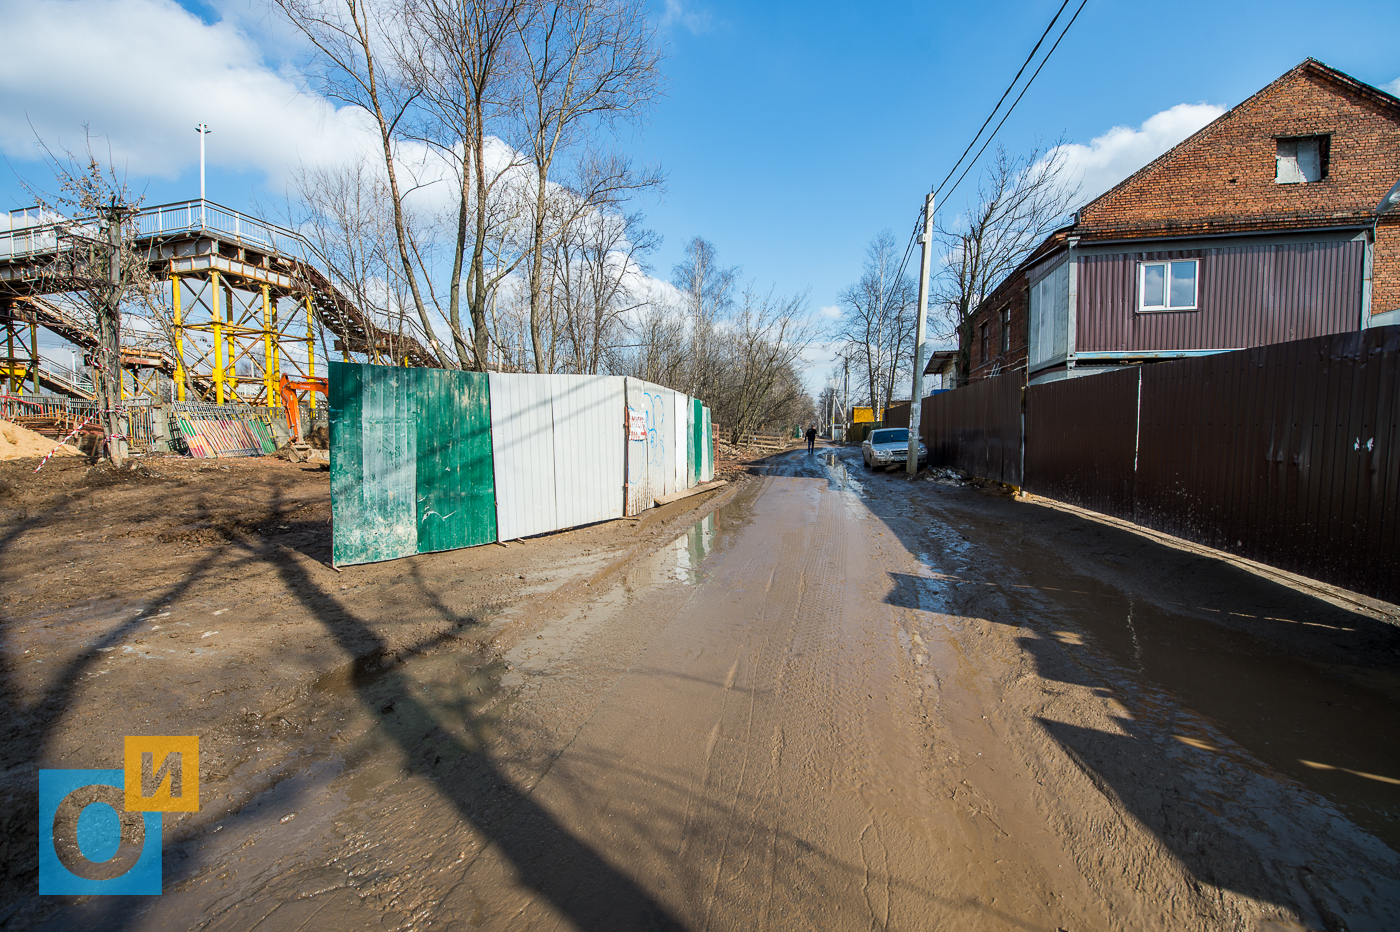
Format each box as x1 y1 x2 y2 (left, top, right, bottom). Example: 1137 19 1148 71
953 59 1400 386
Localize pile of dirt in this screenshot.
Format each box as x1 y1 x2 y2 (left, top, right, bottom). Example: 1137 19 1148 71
0 419 79 461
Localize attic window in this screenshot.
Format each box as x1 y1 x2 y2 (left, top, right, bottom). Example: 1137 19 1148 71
1276 135 1330 184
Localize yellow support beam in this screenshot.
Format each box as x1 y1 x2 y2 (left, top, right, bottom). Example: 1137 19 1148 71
30 315 38 395
262 284 275 407
211 271 224 405
305 294 317 410
172 273 186 402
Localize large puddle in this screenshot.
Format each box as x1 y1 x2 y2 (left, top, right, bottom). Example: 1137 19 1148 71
1032 573 1400 852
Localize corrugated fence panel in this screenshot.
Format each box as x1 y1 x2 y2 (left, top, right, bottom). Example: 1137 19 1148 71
490 373 559 540
702 406 714 481
551 374 625 528
629 380 674 499
919 375 1023 485
673 390 690 491
690 398 702 487
625 379 652 515
415 367 496 554
1024 368 1139 520
1134 327 1400 601
330 361 419 566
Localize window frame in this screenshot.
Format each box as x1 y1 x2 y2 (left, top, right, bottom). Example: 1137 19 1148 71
999 306 1011 352
979 321 989 364
1274 134 1331 185
1137 259 1199 313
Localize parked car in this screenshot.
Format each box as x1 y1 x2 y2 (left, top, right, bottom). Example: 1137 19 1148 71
862 428 927 470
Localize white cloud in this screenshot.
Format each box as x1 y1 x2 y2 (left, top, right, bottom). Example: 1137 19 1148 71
0 0 380 188
658 0 712 35
1048 102 1226 204
1383 76 1400 97
818 304 841 320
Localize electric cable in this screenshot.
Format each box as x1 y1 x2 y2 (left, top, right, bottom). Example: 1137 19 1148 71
938 0 1088 209
847 0 1088 377
931 0 1072 202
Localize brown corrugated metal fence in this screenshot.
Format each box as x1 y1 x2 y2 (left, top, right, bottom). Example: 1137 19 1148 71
918 326 1399 603
1024 366 1139 521
1130 327 1399 602
917 376 1022 486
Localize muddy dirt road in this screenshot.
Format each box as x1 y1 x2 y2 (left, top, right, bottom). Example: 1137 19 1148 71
11 445 1400 930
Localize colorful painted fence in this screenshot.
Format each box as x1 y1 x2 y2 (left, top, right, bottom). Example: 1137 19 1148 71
331 363 714 566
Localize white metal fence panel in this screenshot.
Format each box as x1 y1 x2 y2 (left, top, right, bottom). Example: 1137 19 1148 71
625 379 652 515
671 390 690 491
550 374 625 529
625 379 677 512
489 373 558 540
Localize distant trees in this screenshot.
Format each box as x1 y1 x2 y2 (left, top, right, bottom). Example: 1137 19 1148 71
836 230 917 412
617 237 815 441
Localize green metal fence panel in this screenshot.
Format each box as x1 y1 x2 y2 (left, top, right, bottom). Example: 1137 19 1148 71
690 397 703 487
414 367 496 554
703 405 714 481
331 362 418 565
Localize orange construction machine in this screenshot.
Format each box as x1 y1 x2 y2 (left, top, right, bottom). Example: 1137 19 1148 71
278 373 328 460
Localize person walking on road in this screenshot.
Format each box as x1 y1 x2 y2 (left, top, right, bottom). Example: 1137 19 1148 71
805 424 817 453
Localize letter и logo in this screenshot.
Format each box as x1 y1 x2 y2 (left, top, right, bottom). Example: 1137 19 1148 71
125 736 200 812
38 736 199 896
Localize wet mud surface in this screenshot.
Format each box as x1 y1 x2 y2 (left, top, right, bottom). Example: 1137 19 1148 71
4 445 1399 930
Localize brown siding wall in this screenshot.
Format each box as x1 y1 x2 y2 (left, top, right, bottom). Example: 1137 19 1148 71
1077 237 1364 352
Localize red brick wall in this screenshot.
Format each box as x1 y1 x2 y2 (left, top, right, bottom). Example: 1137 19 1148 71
967 271 1030 381
1375 217 1400 314
1079 63 1400 241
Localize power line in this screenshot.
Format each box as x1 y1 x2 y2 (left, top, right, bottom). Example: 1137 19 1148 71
846 0 1089 374
897 0 1086 309
930 0 1071 202
939 0 1089 208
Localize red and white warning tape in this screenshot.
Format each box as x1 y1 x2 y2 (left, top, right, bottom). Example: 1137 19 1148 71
33 416 95 473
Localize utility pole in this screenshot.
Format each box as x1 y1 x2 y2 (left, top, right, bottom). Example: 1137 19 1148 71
907 191 935 475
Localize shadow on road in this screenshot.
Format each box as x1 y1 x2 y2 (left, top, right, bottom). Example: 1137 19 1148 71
786 446 1400 924
7 479 686 932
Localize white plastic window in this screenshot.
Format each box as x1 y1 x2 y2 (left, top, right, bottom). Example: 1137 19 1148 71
1139 259 1198 311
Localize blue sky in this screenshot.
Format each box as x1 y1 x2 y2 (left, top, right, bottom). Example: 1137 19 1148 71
2 0 1398 387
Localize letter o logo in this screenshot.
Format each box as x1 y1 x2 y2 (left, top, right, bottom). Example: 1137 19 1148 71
51 783 145 881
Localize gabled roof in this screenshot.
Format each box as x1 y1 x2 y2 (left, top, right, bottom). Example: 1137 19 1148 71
1073 59 1400 241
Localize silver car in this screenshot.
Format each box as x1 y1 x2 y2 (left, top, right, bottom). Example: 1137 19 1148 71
862 428 927 470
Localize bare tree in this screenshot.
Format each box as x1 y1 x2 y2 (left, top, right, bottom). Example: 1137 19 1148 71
708 285 814 443
272 0 447 366
838 230 916 414
514 0 662 372
20 139 156 466
401 0 528 369
553 204 656 374
671 236 736 399
933 143 1078 383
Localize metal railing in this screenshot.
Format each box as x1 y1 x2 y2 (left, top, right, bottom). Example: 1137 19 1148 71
1 199 326 270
